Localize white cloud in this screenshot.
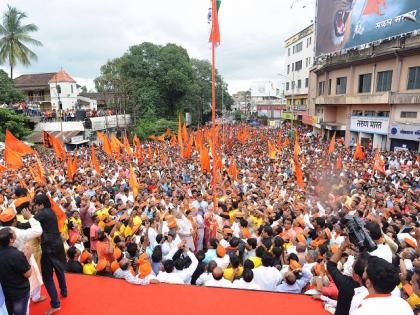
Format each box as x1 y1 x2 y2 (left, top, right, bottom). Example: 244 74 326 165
0 0 315 93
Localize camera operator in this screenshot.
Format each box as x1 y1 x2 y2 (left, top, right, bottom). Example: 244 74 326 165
364 221 393 263
326 238 364 315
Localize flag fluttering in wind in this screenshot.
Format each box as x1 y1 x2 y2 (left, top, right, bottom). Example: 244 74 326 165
354 142 365 160
209 0 221 44
97 132 113 157
123 135 133 156
91 146 101 174
49 196 66 233
328 132 336 155
129 164 139 198
5 129 35 156
336 154 343 170
373 149 386 175
49 133 66 160
267 140 276 160
200 146 211 174
228 157 238 180
4 146 23 169
295 161 304 189
363 0 386 16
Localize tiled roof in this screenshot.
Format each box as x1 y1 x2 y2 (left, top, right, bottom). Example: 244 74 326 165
13 73 57 88
49 69 76 83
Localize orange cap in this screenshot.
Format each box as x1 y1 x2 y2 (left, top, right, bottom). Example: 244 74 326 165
0 207 16 223
297 234 306 244
14 197 31 208
405 238 417 249
223 228 233 235
289 259 302 271
113 247 122 260
96 258 107 272
137 253 152 279
216 244 226 257
111 260 120 273
79 250 91 264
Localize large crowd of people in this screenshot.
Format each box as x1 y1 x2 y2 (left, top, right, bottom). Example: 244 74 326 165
0 123 419 315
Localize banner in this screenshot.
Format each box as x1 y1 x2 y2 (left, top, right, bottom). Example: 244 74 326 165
350 116 389 135
281 112 295 120
316 0 420 56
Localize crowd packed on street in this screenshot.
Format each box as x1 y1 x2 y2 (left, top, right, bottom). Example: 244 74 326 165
0 123 419 315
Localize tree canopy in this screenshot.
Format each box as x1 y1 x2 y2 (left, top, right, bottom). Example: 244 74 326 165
0 5 42 79
95 42 233 130
0 108 31 141
0 69 24 104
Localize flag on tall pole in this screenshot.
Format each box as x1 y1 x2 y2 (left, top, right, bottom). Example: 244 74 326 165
209 0 221 45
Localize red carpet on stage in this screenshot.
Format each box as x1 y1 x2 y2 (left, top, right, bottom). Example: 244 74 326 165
31 274 329 315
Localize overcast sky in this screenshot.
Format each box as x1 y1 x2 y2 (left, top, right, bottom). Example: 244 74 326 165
0 0 314 93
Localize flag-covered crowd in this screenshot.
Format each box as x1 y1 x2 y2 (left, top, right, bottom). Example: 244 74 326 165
0 121 419 315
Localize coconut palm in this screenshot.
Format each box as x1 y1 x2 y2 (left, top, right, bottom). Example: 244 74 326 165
0 5 42 79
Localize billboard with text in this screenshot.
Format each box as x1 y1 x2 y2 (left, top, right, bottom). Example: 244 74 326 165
316 0 420 56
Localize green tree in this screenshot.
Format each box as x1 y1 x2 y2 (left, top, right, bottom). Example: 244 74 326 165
0 108 31 141
233 110 242 122
0 5 42 79
0 69 23 104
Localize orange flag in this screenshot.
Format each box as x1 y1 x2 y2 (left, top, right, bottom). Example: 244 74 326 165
170 134 177 147
123 135 133 156
373 149 386 175
50 134 66 160
129 164 139 198
293 135 301 162
284 137 290 147
66 157 74 181
228 158 238 180
183 137 193 159
328 132 336 155
182 123 188 144
49 196 66 233
335 154 343 170
133 135 141 149
4 146 23 169
0 164 6 173
91 146 101 174
295 161 304 189
354 142 365 160
5 129 35 156
35 155 45 184
157 134 165 142
98 132 113 157
267 140 276 159
200 146 210 174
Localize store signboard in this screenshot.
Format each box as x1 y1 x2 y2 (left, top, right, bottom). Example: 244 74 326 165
390 124 420 141
350 116 389 135
281 112 295 120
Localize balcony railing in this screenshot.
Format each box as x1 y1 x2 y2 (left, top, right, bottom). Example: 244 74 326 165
27 96 51 102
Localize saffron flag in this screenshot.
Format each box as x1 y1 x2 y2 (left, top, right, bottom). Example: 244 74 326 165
50 133 66 160
267 140 276 160
129 164 139 198
99 132 113 157
295 161 305 189
49 196 66 233
363 0 386 16
328 132 336 155
354 142 365 161
373 149 386 175
66 157 74 181
336 154 343 170
35 155 45 184
5 129 35 156
123 135 133 156
228 157 238 180
209 0 221 44
4 146 23 169
91 146 101 174
200 146 211 174
293 135 301 162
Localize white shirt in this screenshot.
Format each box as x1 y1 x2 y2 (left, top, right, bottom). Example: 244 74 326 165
196 272 213 286
349 286 401 314
114 269 149 285
173 251 198 284
214 255 230 269
204 278 233 288
352 295 412 315
156 271 184 284
177 216 192 236
148 228 158 249
1 217 43 251
232 279 260 290
252 266 283 291
369 244 393 263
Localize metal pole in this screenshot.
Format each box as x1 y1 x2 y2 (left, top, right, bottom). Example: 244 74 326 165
291 71 295 133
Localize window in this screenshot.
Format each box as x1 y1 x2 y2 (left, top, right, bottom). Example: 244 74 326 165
336 77 347 95
400 111 418 118
377 111 390 117
376 71 392 92
305 78 308 88
308 57 311 66
307 37 312 47
291 81 295 89
287 65 290 74
286 82 289 91
292 63 294 72
328 79 332 95
295 60 302 71
288 48 291 56
295 42 303 53
71 85 74 94
305 58 308 67
408 67 420 90
297 80 302 89
364 111 376 117
318 81 325 96
352 110 363 116
358 73 372 93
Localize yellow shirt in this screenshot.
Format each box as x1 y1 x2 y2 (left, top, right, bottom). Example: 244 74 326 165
223 266 243 281
83 263 96 275
249 256 262 268
133 216 142 226
250 216 263 228
228 209 239 225
69 217 82 231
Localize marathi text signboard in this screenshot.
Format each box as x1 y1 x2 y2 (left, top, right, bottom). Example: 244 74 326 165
350 116 389 134
390 124 420 140
316 0 420 56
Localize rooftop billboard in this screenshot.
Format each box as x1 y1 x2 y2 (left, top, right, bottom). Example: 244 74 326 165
315 0 420 56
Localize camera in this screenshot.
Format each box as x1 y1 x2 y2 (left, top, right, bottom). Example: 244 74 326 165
341 215 377 252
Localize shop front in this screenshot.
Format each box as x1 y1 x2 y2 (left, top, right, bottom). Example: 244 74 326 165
349 116 389 150
389 124 420 152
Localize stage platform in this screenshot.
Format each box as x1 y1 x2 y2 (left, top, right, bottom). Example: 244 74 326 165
31 274 329 315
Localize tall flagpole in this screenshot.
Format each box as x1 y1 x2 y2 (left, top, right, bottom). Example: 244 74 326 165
211 0 218 210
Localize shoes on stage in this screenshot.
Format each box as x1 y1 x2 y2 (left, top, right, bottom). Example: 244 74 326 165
45 307 61 315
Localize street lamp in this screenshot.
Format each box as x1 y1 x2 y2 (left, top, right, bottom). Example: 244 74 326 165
277 72 295 134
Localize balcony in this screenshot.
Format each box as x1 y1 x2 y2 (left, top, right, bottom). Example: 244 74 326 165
390 92 420 104
315 92 391 105
27 95 51 103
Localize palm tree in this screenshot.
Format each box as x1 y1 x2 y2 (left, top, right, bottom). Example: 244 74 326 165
0 5 42 79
